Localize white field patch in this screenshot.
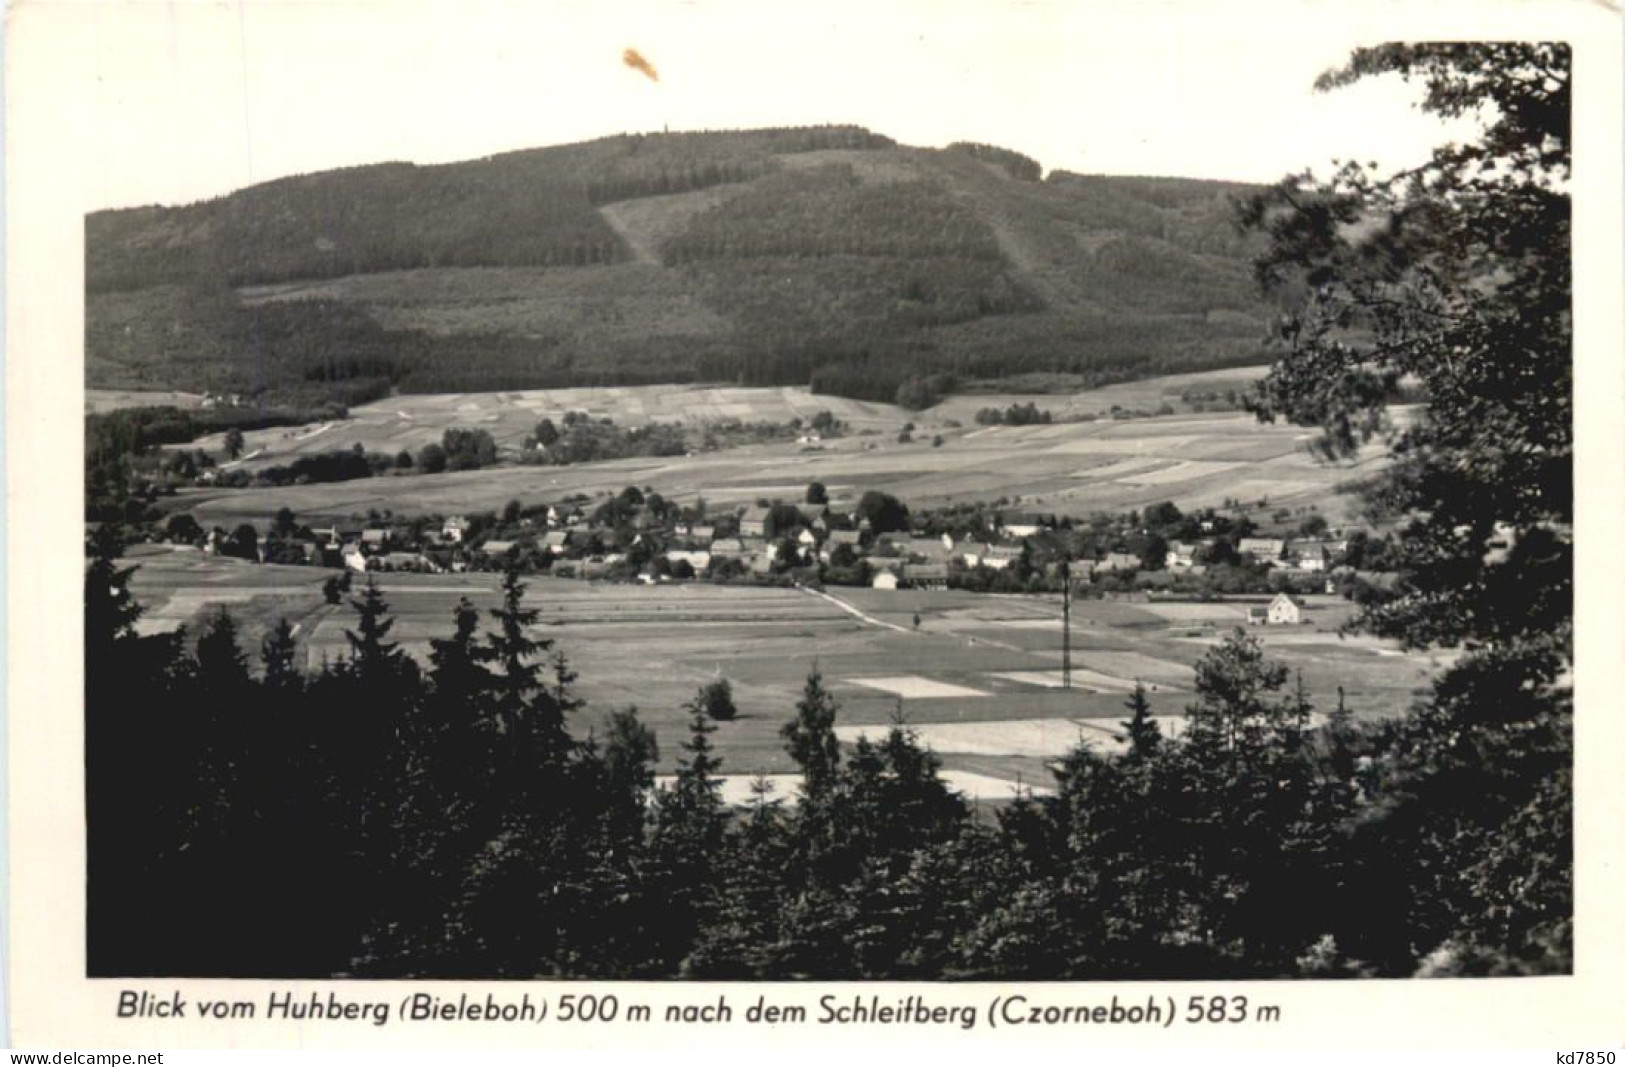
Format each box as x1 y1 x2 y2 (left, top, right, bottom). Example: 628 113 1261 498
1137 602 1250 622
654 771 1053 804
988 669 1149 693
846 675 991 699
992 618 1063 631
836 719 1094 760
836 714 1324 765
653 774 804 808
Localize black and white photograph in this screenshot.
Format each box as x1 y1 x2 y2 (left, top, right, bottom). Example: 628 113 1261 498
7 0 1624 1048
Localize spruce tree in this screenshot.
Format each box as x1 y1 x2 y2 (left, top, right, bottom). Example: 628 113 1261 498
782 666 841 797
1121 680 1161 761
260 618 303 693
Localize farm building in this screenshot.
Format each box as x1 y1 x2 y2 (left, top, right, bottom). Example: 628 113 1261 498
1098 552 1142 573
906 564 950 590
739 505 772 537
871 567 901 591
361 528 391 549
957 541 990 567
689 525 716 545
999 512 1051 538
983 544 1023 570
1165 541 1199 569
1267 593 1304 625
441 516 471 543
710 538 745 557
665 549 712 573
480 540 519 559
341 543 368 573
905 538 952 562
1247 605 1269 625
1238 537 1286 563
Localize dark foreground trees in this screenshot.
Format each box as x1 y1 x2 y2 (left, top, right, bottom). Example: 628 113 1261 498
86 526 1564 978
1239 43 1573 974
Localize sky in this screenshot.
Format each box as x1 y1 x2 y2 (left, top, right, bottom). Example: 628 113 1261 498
65 0 1487 211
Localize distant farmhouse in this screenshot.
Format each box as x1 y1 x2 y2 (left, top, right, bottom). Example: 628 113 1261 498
1249 592 1305 626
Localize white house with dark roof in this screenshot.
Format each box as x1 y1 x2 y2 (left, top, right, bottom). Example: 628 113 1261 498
1267 592 1305 625
441 516 472 543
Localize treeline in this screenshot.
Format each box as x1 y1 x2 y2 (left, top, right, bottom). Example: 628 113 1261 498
87 532 1569 979
86 404 340 467
88 126 897 294
975 401 1053 425
522 414 687 466
946 142 1043 181
89 163 624 293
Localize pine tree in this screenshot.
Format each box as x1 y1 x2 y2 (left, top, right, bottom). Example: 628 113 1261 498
1121 680 1161 761
782 666 841 797
344 575 410 691
482 566 572 790
260 618 303 693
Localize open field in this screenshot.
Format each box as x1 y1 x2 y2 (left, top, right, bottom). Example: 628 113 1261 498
123 547 1443 797
936 366 1271 421
179 384 912 464
87 388 207 414
168 392 1396 530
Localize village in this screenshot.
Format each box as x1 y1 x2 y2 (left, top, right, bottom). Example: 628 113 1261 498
167 482 1381 626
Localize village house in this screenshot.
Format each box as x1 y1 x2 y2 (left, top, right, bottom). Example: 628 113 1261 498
479 539 519 560
441 515 471 543
871 567 900 591
541 530 569 555
1267 592 1305 625
361 528 392 551
665 549 712 574
1237 537 1286 564
373 552 440 573
820 528 863 562
709 537 746 558
341 543 368 573
906 563 950 591
983 544 1023 571
1098 551 1142 573
999 512 1049 538
905 537 952 563
738 505 773 538
1290 541 1332 572
689 524 716 545
958 541 991 568
1165 541 1202 570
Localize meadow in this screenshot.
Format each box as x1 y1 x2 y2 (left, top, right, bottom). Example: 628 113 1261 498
167 381 1393 529
124 547 1442 799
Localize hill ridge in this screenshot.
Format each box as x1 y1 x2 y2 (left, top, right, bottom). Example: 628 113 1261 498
86 125 1274 407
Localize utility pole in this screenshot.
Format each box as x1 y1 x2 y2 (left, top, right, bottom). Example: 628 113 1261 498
1061 559 1072 690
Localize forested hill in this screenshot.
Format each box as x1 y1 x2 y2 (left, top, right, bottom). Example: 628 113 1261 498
86 125 1273 406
